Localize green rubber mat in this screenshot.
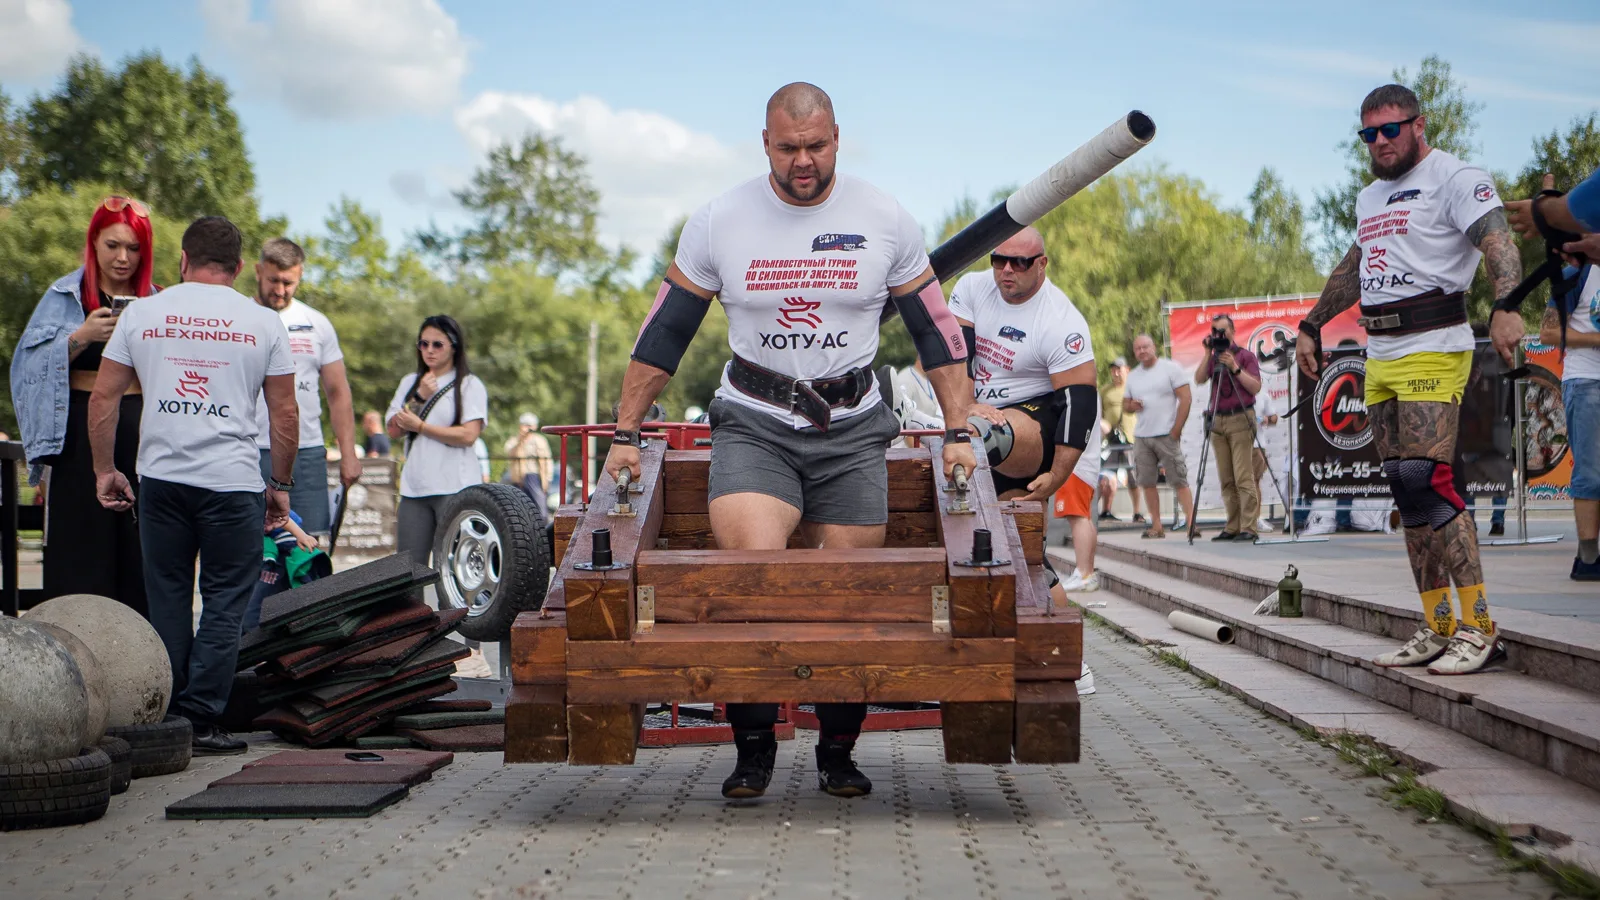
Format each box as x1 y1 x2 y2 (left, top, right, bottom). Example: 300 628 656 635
392 709 505 730
166 783 408 819
354 735 417 750
257 554 417 629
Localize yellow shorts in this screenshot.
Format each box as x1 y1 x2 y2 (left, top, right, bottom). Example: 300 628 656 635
1363 350 1471 405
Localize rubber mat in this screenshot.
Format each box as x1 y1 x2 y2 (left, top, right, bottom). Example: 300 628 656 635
310 611 472 689
257 553 417 628
406 699 492 714
392 709 505 730
397 724 505 752
239 610 380 669
270 602 439 680
166 783 408 819
245 749 453 772
354 735 417 750
254 676 456 742
209 762 434 788
282 571 436 635
302 638 470 710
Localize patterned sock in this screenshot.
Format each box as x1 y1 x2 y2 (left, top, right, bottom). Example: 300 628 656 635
1420 586 1456 637
1457 584 1493 634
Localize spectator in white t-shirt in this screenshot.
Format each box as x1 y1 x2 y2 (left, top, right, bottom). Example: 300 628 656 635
1123 334 1195 538
90 216 297 756
386 315 489 567
1547 261 1600 579
251 238 362 533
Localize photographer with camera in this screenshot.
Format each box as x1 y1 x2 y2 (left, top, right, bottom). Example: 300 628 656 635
1194 313 1262 542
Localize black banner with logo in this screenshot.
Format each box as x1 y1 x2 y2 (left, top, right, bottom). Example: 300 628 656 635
1298 348 1387 500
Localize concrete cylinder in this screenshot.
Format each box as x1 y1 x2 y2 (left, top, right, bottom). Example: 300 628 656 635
34 622 109 744
26 594 171 726
1168 610 1234 644
0 617 90 765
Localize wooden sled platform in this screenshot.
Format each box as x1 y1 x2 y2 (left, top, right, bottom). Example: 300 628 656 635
505 439 1083 766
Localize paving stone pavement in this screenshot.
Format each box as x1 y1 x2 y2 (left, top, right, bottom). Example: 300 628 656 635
0 628 1561 900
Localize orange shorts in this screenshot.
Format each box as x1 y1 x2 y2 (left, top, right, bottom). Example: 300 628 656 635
1052 473 1095 519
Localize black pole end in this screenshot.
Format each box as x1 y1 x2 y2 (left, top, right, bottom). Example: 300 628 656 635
972 529 993 565
1126 110 1156 142
592 528 613 569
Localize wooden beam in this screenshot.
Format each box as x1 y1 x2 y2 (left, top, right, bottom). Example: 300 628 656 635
657 511 938 550
510 610 567 684
504 684 567 763
562 442 667 641
636 548 946 623
941 701 1014 764
928 440 1017 638
999 500 1044 566
1013 680 1080 764
566 704 644 765
1015 608 1083 681
566 623 1013 704
552 505 583 567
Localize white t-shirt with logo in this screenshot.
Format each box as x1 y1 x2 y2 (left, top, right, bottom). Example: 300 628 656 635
101 282 294 492
385 371 489 498
947 272 1092 404
254 298 343 449
672 173 930 428
1354 149 1503 361
1124 358 1189 438
1562 265 1600 382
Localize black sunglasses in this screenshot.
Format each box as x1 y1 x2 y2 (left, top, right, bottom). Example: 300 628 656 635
418 339 451 351
990 253 1043 271
1357 116 1419 144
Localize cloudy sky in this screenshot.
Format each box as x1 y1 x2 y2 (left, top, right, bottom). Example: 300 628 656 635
2 0 1598 259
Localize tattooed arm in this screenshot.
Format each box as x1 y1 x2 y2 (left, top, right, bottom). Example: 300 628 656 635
1468 208 1527 364
1294 243 1361 379
1540 302 1600 348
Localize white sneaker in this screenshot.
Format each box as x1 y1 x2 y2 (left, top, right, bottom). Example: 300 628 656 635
1255 519 1274 534
1426 626 1504 675
1078 666 1096 695
1061 571 1101 593
1372 627 1451 668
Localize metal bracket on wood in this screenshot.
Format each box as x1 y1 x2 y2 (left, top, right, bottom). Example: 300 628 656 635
945 463 975 515
636 585 655 634
610 469 638 517
931 585 950 634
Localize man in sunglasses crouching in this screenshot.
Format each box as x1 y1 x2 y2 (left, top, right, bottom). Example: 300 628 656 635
1295 83 1525 675
950 226 1103 597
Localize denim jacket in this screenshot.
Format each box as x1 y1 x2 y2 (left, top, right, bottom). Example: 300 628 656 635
11 269 88 485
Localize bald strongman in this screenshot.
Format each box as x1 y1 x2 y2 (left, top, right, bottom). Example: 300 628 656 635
604 83 977 799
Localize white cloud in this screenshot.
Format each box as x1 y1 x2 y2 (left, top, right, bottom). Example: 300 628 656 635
452 91 764 251
0 0 83 79
201 0 468 119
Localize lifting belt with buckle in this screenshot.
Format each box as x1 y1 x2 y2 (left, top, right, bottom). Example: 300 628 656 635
727 355 873 432
1357 289 1467 336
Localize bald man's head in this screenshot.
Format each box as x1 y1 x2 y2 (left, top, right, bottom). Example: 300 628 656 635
990 226 1048 304
1133 333 1158 366
766 82 835 127
992 226 1045 258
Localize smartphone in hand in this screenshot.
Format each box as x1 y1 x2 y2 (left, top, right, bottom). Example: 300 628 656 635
109 296 137 316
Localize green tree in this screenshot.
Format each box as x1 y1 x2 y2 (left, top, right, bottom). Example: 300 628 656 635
1247 166 1316 282
1312 55 1482 261
0 88 25 204
20 53 270 234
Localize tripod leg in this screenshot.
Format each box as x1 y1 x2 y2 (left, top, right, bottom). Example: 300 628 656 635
1189 414 1213 545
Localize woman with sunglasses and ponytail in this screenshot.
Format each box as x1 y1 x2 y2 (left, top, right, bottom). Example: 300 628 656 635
10 196 157 616
386 315 489 566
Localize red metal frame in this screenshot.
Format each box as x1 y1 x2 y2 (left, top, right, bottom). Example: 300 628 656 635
782 703 943 732
640 704 797 746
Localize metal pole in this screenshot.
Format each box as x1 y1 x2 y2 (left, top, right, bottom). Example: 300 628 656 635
585 319 599 493
1516 343 1529 544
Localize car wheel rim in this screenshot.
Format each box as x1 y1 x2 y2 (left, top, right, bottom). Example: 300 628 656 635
442 512 502 617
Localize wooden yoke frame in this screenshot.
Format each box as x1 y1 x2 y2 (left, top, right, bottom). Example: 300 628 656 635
507 438 1082 767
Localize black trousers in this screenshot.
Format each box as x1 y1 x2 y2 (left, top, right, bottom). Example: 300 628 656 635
140 476 264 724
41 391 145 617
726 702 867 738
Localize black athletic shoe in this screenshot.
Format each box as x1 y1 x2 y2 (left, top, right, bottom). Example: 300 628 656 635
1236 532 1259 544
721 729 777 799
1489 522 1505 537
816 737 871 798
1211 531 1238 542
1099 511 1119 522
192 723 247 755
1574 556 1600 582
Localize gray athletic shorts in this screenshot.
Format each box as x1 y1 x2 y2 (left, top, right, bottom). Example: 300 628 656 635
707 397 902 525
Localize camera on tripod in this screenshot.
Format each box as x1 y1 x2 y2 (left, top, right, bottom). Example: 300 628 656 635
1203 327 1232 354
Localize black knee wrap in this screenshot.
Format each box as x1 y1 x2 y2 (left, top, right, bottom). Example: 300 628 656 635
1384 457 1465 530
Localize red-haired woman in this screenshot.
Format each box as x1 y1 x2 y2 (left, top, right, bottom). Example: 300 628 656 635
11 197 157 616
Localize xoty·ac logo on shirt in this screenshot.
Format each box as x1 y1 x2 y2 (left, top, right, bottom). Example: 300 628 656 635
175 370 210 400
776 296 823 329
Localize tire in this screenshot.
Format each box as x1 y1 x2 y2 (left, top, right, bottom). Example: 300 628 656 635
107 714 192 779
0 747 112 831
95 737 132 795
432 483 550 643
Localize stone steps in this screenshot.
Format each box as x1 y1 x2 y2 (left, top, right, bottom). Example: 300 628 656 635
1071 549 1600 796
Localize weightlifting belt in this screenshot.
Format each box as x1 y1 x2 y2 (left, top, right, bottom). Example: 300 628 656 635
728 354 873 432
1357 289 1467 336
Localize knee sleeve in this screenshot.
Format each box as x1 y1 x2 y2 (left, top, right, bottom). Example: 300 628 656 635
968 416 1015 466
1384 458 1466 530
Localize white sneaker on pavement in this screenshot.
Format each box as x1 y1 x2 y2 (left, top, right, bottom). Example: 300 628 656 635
1426 626 1504 675
1372 626 1451 668
1078 666 1095 695
1061 571 1101 592
1255 519 1274 534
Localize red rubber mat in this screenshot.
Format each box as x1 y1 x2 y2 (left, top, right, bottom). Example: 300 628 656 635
209 762 434 788
166 783 407 819
301 639 470 711
397 724 505 752
254 677 457 745
269 602 439 679
246 749 452 772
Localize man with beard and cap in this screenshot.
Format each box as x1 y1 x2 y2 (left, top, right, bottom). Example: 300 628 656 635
1295 84 1524 675
252 238 362 534
603 82 977 801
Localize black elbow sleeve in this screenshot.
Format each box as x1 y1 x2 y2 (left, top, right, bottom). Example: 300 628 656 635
631 280 710 376
962 325 977 379
1056 384 1099 450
